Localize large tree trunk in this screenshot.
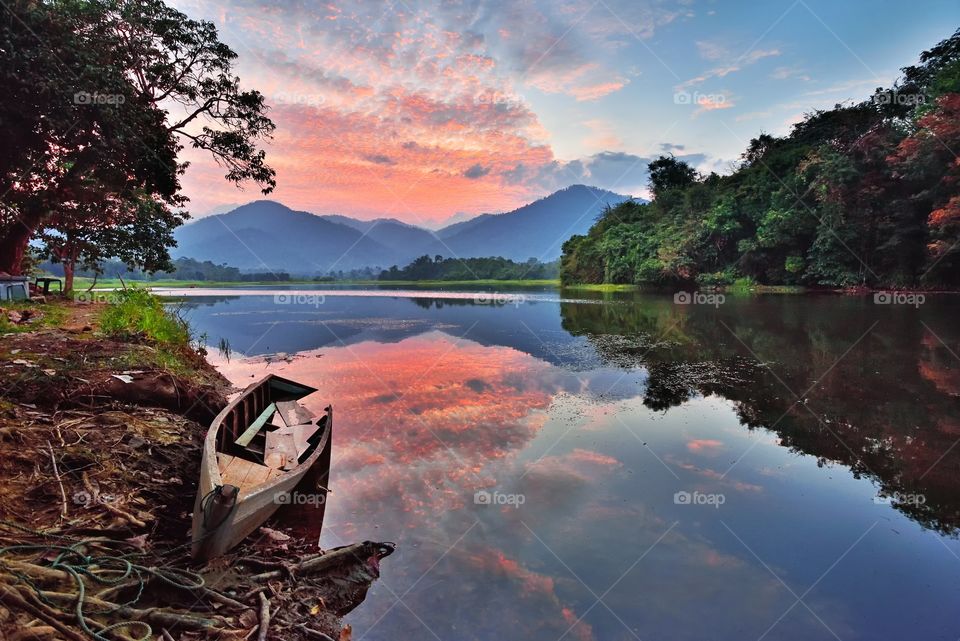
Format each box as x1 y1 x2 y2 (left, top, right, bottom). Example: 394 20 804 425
0 204 46 275
0 224 33 275
63 260 74 294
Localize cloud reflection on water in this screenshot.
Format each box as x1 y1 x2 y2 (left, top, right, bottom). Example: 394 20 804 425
209 331 837 640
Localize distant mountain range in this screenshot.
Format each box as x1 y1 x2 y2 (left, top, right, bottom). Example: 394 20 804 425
173 185 636 274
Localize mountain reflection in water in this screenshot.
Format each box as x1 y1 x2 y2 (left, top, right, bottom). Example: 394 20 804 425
186 290 960 641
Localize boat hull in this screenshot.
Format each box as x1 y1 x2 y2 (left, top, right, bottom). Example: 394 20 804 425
191 375 331 561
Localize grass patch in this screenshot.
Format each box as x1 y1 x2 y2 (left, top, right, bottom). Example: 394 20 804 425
726 282 808 294
0 299 69 333
98 288 191 346
96 289 217 379
560 283 638 292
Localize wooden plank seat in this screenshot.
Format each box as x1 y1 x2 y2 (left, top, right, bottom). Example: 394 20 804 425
235 402 276 447
217 453 283 495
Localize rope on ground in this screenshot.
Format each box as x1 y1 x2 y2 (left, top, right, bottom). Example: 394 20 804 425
0 521 209 641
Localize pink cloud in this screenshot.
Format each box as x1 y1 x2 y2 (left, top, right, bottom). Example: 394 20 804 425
686 438 724 453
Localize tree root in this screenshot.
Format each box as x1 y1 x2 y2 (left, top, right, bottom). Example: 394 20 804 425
81 472 148 529
256 592 270 641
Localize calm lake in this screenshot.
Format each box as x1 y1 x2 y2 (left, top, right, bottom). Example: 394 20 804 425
169 286 960 641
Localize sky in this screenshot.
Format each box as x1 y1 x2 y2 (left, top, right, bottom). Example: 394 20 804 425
170 0 960 227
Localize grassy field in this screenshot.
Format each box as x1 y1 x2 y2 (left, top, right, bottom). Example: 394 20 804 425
72 276 322 289
65 276 809 293
71 276 563 289
559 283 638 292
347 278 560 287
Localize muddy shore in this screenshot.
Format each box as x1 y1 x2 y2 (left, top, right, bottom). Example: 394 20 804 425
0 299 389 640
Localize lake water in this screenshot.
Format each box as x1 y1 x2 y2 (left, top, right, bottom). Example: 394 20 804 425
172 286 960 641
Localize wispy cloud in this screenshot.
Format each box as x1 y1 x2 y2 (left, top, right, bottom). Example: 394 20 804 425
771 66 811 81
677 48 781 90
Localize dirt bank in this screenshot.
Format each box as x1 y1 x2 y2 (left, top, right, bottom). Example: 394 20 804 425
0 300 390 640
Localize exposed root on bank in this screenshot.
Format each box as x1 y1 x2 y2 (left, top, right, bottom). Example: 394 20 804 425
0 302 392 640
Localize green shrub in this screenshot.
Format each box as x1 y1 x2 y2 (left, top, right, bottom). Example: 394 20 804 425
729 276 758 291
99 288 190 346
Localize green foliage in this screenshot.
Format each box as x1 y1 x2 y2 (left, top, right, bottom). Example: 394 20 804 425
379 256 559 281
648 156 699 196
99 288 190 346
0 0 275 274
560 29 960 289
41 256 292 283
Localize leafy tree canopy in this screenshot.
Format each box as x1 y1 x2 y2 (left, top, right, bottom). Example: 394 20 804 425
0 0 276 282
561 28 960 289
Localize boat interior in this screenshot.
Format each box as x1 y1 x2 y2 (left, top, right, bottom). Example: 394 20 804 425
215 377 328 490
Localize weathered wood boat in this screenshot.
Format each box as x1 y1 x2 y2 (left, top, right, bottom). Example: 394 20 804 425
192 374 332 561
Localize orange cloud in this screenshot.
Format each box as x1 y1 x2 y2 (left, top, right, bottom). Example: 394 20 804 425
172 0 676 219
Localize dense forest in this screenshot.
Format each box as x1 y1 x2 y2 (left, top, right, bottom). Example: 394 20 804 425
379 255 559 281
562 30 960 289
53 257 292 282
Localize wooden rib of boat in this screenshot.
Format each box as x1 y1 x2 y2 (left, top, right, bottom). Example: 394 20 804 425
191 374 332 561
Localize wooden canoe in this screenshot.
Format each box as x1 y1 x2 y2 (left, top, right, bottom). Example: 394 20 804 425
191 374 332 561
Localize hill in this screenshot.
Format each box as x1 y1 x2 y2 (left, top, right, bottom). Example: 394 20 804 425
174 185 635 273
173 201 397 274
429 185 632 261
320 214 438 254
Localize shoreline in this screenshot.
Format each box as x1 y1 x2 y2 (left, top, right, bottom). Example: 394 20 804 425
0 297 389 640
63 275 960 295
